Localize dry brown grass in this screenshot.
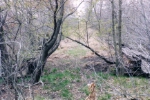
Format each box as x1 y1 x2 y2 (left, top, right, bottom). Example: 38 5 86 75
85 83 96 100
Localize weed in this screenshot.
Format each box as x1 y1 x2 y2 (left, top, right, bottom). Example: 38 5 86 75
61 88 72 99
51 68 57 73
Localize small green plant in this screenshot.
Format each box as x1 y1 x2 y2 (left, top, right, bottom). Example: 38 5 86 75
97 72 109 79
51 68 57 73
61 88 72 99
80 85 90 96
98 93 111 100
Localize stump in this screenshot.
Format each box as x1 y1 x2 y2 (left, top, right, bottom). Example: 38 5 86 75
17 58 37 77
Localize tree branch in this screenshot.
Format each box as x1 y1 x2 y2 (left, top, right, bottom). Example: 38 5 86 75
65 36 115 64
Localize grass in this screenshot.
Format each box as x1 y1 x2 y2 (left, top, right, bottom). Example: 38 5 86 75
40 66 150 100
89 71 150 99
98 93 111 100
39 45 150 99
67 46 87 57
97 72 110 80
61 88 73 99
112 75 149 89
42 68 80 99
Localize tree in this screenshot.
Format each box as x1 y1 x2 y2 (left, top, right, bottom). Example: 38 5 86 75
118 0 122 58
31 0 65 83
111 0 119 72
0 7 8 68
0 0 85 86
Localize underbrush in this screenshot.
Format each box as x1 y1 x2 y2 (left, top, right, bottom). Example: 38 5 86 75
40 67 150 100
42 68 80 99
37 41 150 100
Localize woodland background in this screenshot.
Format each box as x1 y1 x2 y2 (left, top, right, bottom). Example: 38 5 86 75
0 0 150 100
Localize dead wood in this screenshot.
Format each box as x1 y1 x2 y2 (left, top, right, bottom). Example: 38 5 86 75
122 47 150 76
65 36 115 64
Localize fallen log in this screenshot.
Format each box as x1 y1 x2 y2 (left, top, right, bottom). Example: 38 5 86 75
122 47 150 76
65 36 115 64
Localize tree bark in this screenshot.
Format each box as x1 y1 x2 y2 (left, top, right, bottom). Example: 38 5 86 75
118 0 122 57
118 0 124 75
0 9 8 64
32 0 64 83
122 47 150 76
111 0 119 70
0 9 9 81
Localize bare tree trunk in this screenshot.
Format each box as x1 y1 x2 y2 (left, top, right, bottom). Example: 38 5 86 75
32 0 64 83
118 0 124 75
0 9 8 64
0 8 10 81
111 0 119 72
118 0 122 57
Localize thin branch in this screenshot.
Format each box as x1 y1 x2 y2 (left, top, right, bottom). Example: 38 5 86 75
62 0 84 22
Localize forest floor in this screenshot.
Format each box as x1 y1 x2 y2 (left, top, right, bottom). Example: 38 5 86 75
32 37 150 100
0 37 150 100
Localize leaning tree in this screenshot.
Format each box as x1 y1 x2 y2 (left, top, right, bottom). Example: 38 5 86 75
31 0 65 83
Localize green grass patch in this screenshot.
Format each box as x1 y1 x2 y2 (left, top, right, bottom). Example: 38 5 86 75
61 88 73 99
67 47 86 57
42 68 81 99
97 72 110 79
41 67 149 99
112 75 149 88
94 72 149 99
96 72 149 88
98 93 111 100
